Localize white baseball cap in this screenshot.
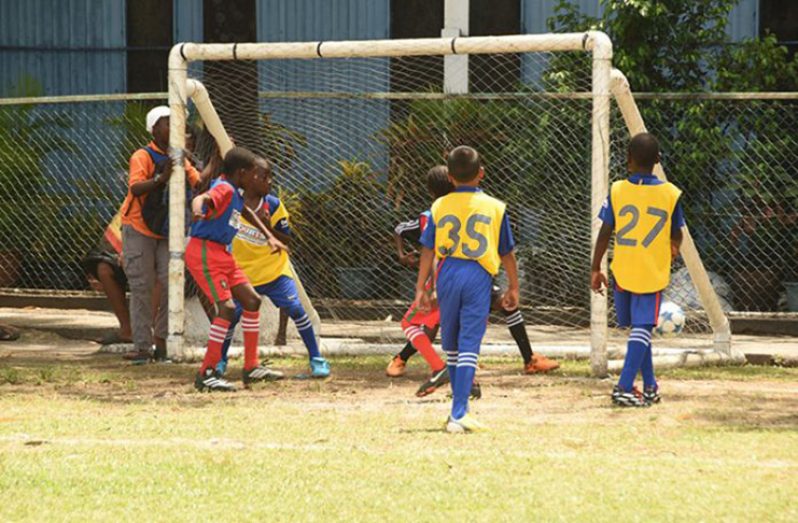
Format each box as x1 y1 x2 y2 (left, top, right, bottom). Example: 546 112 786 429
145 106 171 134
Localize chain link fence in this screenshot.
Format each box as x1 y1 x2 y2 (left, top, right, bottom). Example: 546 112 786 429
0 89 795 339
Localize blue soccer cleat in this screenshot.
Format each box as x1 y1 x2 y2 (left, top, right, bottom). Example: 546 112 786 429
310 357 331 378
215 358 228 377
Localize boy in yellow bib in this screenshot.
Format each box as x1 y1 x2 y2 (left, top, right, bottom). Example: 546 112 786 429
591 133 684 407
415 146 520 432
218 157 330 378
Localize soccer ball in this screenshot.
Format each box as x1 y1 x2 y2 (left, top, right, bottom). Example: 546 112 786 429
655 301 685 337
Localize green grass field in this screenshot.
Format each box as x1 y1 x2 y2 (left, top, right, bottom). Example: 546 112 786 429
1 353 796 522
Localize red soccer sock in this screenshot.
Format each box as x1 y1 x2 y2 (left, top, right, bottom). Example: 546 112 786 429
402 322 445 372
200 317 232 373
241 310 260 370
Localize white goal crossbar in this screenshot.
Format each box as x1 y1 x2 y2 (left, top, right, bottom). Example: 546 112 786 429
166 32 735 375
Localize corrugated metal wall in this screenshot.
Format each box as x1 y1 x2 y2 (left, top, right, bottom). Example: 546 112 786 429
256 0 391 187
522 0 759 40
0 0 127 96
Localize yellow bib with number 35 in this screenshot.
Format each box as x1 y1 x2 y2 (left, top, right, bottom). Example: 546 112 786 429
610 180 682 293
431 190 506 276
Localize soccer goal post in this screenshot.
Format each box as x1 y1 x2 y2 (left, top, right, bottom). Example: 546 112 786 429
166 32 735 375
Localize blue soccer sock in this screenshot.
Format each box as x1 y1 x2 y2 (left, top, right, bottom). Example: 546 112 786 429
292 312 321 360
452 350 478 420
444 349 458 396
638 325 656 389
617 327 651 392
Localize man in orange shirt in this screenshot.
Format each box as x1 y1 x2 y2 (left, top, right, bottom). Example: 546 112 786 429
121 106 201 361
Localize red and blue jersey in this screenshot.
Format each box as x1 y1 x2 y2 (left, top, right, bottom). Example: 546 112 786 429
189 177 243 247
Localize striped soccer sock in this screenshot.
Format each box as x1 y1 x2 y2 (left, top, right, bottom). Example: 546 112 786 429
505 308 533 364
294 313 321 360
241 310 260 371
452 350 478 420
444 348 458 396
403 324 445 372
617 327 651 392
200 317 232 373
638 325 656 389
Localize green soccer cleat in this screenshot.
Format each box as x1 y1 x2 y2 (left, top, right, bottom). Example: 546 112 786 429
445 413 488 433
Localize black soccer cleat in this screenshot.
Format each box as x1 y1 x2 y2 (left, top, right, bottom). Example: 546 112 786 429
416 367 450 397
242 365 285 386
195 368 236 392
470 380 482 400
643 386 661 405
611 385 648 407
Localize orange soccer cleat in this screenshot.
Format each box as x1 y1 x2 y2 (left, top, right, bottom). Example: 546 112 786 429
385 355 407 377
523 354 560 374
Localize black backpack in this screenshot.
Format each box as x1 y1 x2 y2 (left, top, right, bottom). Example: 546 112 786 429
137 146 192 237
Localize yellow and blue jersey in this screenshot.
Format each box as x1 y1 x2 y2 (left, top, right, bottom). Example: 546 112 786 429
231 194 292 287
419 187 515 276
599 173 685 294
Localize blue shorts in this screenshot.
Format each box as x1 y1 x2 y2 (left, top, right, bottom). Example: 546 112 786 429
253 275 300 308
614 284 662 328
436 258 493 353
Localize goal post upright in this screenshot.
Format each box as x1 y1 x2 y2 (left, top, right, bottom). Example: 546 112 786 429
166 32 615 369
167 45 189 360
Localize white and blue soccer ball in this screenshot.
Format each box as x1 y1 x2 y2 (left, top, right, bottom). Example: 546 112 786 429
655 301 685 337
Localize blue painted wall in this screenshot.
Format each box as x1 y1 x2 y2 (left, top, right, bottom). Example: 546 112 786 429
0 0 126 96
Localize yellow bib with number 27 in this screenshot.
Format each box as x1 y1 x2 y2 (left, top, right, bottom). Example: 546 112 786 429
431 190 506 276
610 180 682 293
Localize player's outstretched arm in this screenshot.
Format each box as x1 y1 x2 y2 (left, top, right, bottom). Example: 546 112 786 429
500 250 520 311
191 193 211 221
413 247 435 312
590 222 613 295
242 205 288 253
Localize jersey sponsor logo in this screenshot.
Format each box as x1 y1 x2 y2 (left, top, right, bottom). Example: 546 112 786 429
228 209 241 230
236 222 269 246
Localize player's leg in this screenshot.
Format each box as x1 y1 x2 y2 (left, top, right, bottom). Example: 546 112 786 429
216 300 243 376
490 285 559 374
403 309 448 397
95 260 132 343
152 237 170 360
259 276 329 378
121 226 157 361
435 271 462 400
449 270 492 428
184 239 237 391
275 307 289 346
402 304 445 370
639 292 661 404
611 285 648 407
230 275 284 385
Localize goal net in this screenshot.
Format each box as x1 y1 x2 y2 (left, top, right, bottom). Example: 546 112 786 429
167 33 735 375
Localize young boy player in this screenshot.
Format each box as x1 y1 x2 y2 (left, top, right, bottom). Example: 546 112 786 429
186 147 287 392
392 166 558 397
415 146 520 433
591 132 685 407
216 157 331 378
